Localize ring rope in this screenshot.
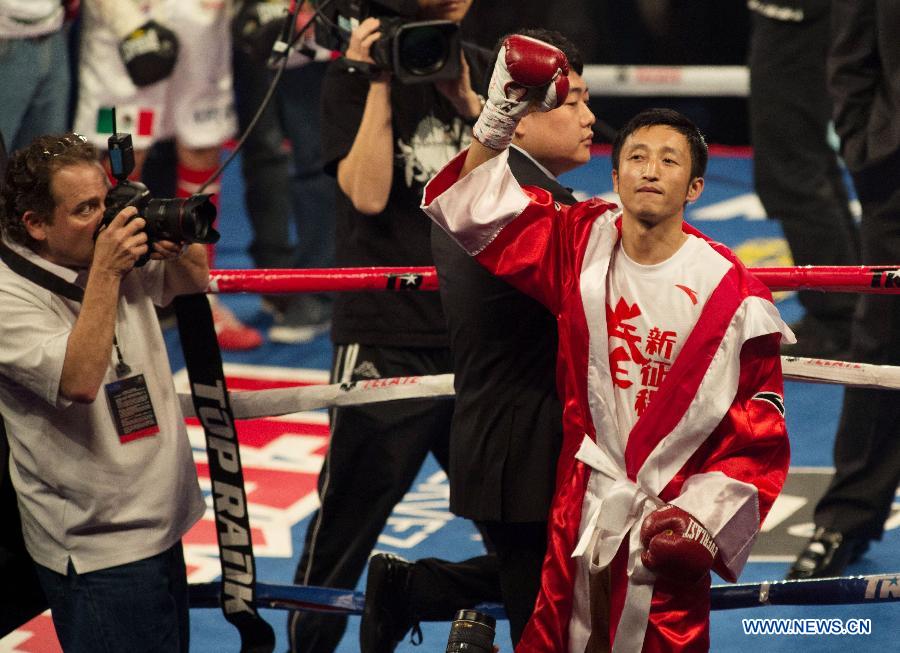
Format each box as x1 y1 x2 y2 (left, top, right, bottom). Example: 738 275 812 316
191 264 900 626
187 572 900 618
179 374 455 420
178 356 900 421
581 65 748 97
207 265 900 295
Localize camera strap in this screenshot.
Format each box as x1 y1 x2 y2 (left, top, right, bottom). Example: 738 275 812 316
0 240 84 302
174 293 276 653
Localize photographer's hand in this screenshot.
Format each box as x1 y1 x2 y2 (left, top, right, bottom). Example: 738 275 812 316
156 242 210 296
150 239 185 261
93 207 149 276
436 52 482 120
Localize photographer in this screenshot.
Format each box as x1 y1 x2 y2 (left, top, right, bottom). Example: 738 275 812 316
0 133 208 652
286 1 488 651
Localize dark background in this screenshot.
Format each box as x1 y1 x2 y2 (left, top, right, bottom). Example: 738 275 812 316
460 0 751 145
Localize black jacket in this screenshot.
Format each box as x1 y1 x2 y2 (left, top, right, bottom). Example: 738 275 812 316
430 147 575 522
828 0 900 180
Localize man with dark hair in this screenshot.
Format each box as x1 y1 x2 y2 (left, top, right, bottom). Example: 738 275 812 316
423 36 791 652
0 133 208 652
361 27 594 653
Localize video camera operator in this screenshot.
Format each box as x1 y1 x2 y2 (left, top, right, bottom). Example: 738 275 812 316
286 1 489 651
0 133 208 652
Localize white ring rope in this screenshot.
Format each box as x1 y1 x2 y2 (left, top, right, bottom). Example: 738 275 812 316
781 356 900 390
179 373 456 420
178 356 900 421
581 65 748 97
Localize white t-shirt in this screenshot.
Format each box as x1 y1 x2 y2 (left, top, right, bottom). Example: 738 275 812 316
0 0 62 37
606 234 732 447
0 239 205 574
75 0 235 149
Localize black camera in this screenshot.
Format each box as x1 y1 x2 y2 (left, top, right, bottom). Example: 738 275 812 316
445 610 495 653
99 125 219 267
314 0 461 84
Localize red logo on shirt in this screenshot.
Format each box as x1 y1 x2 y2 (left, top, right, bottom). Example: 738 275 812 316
675 284 699 305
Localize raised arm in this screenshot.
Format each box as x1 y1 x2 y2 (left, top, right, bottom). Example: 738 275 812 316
459 35 570 178
61 207 148 402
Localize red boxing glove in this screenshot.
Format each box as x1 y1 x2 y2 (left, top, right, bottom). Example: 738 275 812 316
503 35 570 94
640 505 718 584
472 34 570 151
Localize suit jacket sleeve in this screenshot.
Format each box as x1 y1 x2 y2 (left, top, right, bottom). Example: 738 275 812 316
827 0 878 170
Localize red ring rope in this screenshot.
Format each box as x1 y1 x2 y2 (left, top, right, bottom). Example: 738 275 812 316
208 265 900 295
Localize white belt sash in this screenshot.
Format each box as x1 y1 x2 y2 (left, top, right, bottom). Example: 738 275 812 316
572 435 664 653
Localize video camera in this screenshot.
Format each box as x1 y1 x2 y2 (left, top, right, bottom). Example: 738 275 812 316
99 112 219 267
314 0 461 84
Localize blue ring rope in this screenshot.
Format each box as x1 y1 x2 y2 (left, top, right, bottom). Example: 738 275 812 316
189 572 900 619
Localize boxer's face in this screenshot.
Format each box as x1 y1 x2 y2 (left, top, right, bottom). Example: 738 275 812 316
514 72 595 176
612 125 703 225
417 0 473 22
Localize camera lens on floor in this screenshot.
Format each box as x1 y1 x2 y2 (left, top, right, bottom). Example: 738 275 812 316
445 609 496 653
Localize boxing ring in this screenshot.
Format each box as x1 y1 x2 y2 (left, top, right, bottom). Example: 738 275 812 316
188 66 897 648
5 64 899 653
177 262 900 646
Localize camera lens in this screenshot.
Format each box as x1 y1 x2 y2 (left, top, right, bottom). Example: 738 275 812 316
397 24 449 76
144 194 219 244
445 610 495 653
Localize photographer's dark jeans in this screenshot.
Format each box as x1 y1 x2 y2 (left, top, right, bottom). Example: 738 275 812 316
34 542 189 653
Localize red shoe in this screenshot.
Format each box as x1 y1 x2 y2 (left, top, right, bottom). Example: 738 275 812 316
210 299 263 351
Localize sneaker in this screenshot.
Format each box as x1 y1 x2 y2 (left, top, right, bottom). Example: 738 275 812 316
259 295 288 316
360 554 419 653
267 296 331 345
785 527 869 580
210 297 263 351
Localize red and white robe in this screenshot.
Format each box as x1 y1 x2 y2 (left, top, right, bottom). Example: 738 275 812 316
423 150 792 653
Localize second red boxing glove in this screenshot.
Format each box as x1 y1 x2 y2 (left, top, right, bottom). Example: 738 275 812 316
640 504 719 584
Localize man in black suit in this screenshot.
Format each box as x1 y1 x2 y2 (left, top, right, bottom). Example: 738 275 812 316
360 29 595 653
787 0 900 580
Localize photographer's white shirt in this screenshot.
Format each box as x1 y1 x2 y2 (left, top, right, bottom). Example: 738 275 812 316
0 238 204 574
